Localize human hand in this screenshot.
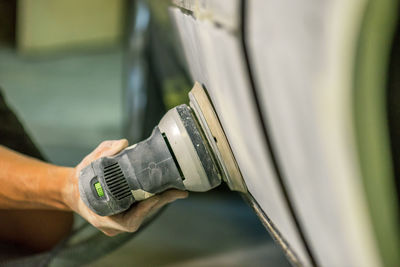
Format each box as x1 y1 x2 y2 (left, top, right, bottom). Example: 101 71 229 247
63 139 188 236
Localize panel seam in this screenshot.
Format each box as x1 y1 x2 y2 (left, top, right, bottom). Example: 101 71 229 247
239 1 318 266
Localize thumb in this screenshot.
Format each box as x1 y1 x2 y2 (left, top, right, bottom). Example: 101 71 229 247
97 139 129 158
81 139 129 168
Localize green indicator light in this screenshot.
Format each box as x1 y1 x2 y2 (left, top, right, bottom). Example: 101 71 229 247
94 182 104 197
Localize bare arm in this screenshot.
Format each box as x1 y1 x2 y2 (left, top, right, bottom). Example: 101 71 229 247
0 140 188 236
0 145 71 210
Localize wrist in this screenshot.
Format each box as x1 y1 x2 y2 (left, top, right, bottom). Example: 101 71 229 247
59 167 76 211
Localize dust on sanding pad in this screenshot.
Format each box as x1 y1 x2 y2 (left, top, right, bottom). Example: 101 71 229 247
189 82 247 193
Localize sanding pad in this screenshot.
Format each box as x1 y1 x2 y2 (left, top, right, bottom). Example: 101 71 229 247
189 82 247 193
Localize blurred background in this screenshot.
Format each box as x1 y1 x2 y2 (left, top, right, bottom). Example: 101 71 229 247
0 0 289 266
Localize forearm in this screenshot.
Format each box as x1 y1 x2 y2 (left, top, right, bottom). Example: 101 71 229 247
0 140 188 239
0 145 73 210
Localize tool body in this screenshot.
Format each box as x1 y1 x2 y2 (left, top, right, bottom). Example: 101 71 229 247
79 83 246 216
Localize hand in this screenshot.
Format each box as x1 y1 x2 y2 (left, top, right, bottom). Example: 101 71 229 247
63 139 188 236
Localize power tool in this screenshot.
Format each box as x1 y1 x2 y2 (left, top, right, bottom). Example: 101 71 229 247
79 82 247 216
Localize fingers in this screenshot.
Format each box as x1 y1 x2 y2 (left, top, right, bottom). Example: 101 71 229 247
101 228 120 237
96 139 129 158
145 190 189 219
110 197 160 233
158 189 189 201
107 190 188 234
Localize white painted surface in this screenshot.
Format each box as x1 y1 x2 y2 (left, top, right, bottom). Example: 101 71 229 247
247 0 381 266
170 6 311 266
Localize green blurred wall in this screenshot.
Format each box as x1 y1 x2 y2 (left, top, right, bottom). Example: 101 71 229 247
17 0 125 54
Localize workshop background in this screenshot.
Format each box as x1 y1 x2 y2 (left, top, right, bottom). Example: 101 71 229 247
0 0 289 266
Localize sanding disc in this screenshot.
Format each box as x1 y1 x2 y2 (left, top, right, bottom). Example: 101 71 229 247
189 82 247 193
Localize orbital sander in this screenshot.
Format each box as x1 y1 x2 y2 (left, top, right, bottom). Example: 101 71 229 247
79 82 247 216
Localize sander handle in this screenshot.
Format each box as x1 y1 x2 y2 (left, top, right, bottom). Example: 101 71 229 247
78 127 186 216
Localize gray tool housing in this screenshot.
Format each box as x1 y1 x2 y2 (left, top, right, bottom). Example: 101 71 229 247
79 105 221 216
